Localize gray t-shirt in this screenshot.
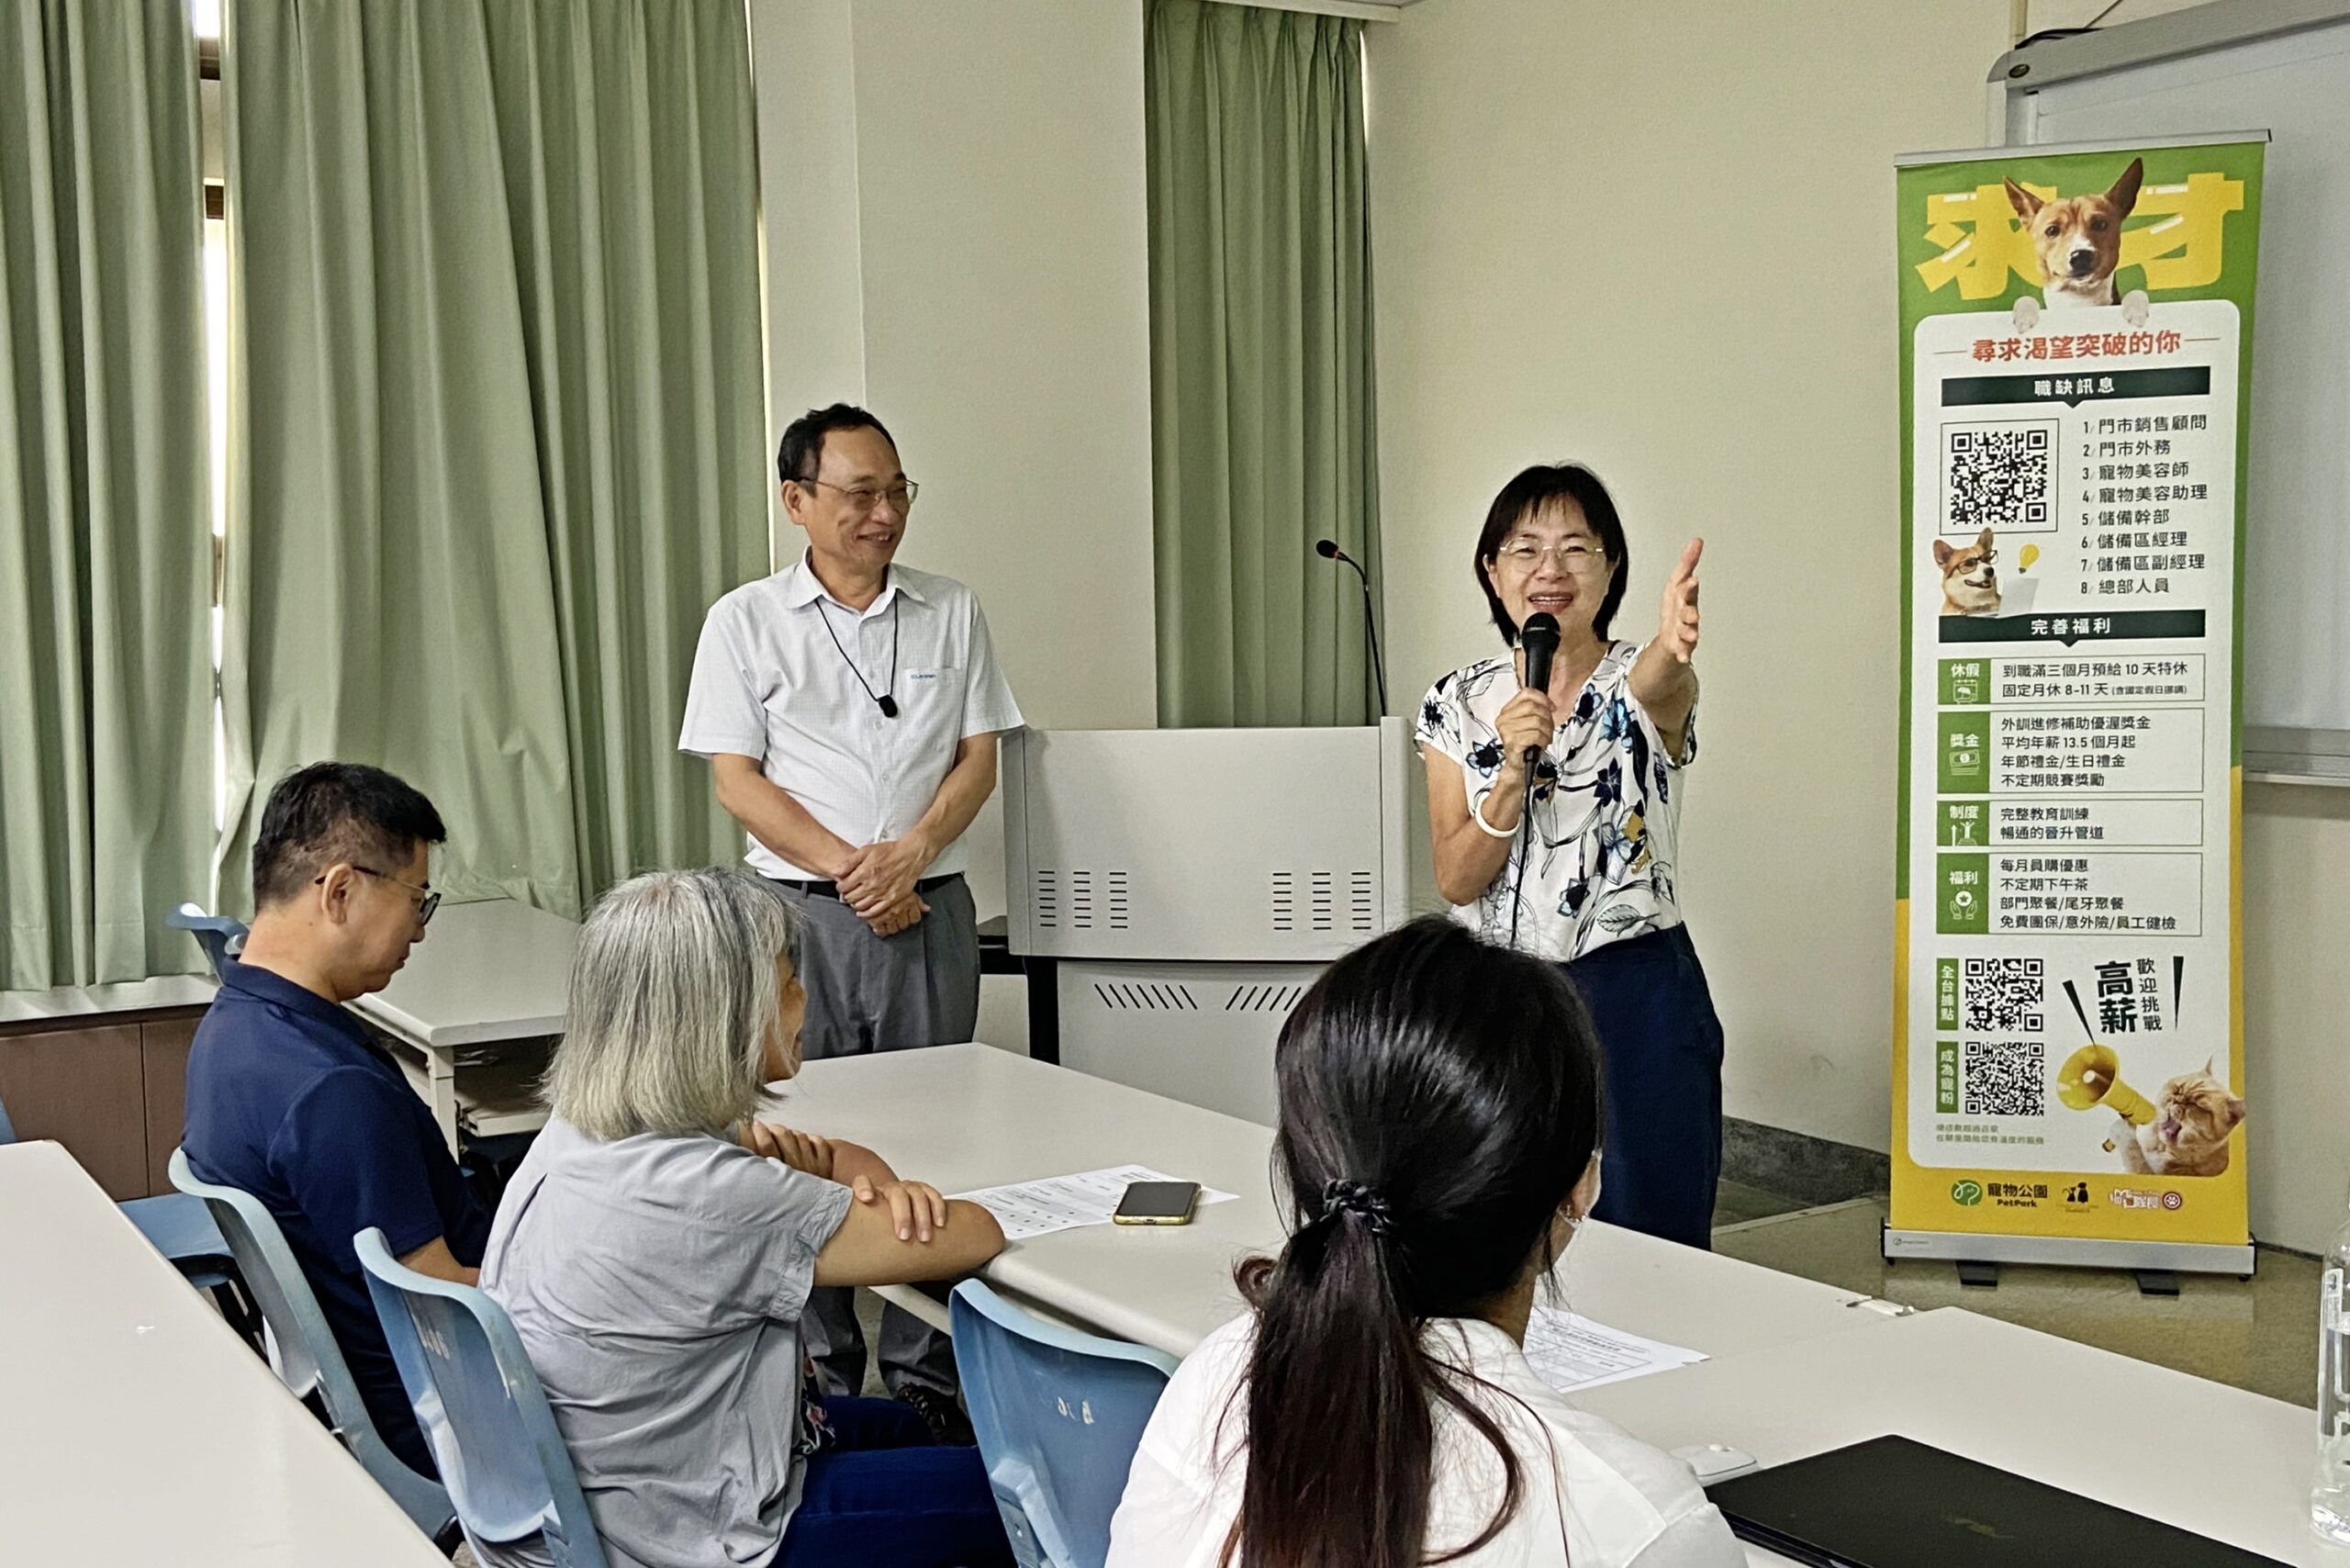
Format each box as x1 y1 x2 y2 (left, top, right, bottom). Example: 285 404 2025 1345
476 1115 854 1568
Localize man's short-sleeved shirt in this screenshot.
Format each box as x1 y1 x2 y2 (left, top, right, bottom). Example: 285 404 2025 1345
476 1115 856 1568
182 958 489 1475
677 554 1024 880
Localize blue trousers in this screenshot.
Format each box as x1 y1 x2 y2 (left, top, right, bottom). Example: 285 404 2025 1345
1564 924 1725 1250
776 1397 1013 1568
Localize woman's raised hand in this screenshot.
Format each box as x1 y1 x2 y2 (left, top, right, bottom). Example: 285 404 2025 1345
1656 538 1702 665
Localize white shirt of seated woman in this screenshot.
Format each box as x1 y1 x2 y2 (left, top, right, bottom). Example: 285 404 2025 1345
1104 917 1741 1568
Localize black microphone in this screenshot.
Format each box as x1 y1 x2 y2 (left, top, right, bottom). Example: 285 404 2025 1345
1517 612 1561 767
1315 538 1390 719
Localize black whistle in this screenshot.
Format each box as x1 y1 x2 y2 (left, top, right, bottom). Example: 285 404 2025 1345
878 696 899 719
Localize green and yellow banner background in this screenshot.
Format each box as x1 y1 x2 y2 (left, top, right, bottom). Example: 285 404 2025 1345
1891 140 2263 1254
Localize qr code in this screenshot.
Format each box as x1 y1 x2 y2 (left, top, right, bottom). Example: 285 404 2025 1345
1964 1040 2046 1116
1944 423 2053 534
1963 957 2042 1034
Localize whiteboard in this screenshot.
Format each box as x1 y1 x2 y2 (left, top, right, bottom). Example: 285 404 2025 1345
2000 1 2350 780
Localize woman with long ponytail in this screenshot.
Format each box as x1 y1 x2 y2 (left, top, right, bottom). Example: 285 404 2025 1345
1107 918 1740 1568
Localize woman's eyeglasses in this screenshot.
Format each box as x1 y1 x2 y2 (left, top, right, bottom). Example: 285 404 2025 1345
1494 538 1605 572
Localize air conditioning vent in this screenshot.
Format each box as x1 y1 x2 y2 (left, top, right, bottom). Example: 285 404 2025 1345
1091 981 1199 1012
1225 984 1305 1014
1270 871 1295 933
1035 868 1131 936
1350 868 1376 932
1309 870 1336 933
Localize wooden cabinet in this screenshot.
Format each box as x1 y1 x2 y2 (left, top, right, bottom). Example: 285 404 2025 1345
141 1017 199 1195
0 1010 209 1201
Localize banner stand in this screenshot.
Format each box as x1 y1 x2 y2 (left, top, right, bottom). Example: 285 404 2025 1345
1886 136 2265 1277
1883 1231 2255 1274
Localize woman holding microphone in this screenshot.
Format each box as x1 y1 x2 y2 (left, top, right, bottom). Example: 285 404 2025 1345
1415 463 1721 1249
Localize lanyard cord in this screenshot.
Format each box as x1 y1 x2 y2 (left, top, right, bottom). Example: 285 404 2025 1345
815 593 901 718
1509 767 1538 950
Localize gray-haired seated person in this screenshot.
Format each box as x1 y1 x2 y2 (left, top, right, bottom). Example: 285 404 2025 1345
477 868 1013 1568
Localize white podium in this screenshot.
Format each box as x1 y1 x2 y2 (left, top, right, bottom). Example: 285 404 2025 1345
1001 720 1411 1122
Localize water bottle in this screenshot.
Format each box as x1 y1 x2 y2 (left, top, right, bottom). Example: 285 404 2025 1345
2314 1209 2350 1543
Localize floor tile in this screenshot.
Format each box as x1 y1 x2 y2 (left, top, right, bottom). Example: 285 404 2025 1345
1713 1194 2317 1407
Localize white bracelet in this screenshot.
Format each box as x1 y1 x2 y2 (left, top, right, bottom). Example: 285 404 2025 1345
1471 792 1520 839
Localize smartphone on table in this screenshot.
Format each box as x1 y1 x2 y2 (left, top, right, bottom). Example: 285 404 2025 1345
1113 1180 1201 1226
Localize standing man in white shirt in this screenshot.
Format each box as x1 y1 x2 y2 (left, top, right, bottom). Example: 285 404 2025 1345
679 403 1024 1439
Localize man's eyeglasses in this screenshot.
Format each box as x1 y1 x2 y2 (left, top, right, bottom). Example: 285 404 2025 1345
792 476 920 512
318 865 441 926
1494 538 1606 572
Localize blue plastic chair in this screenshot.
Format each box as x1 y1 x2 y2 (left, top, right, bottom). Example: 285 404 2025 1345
172 1151 455 1541
950 1280 1181 1568
165 902 246 980
354 1226 610 1568
0 1093 252 1341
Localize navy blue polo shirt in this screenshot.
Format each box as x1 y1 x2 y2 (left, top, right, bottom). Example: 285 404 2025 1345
183 958 489 1476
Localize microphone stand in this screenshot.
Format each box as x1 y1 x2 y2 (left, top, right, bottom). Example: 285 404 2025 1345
1326 548 1389 720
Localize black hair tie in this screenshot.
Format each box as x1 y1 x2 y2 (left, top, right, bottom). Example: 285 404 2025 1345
1319 1179 1394 1238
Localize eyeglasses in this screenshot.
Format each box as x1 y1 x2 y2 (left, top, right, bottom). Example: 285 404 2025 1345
791 476 920 512
317 865 441 926
1493 538 1606 572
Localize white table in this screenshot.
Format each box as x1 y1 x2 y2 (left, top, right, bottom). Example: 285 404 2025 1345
353 897 576 1153
1574 1306 2332 1565
779 1044 1895 1359
0 1141 448 1565
792 1047 2314 1562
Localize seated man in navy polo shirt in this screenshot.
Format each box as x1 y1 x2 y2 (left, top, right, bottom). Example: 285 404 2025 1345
185 761 487 1479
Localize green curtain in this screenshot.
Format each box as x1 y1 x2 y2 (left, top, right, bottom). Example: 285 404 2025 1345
219 0 766 918
1146 0 1381 728
0 0 211 987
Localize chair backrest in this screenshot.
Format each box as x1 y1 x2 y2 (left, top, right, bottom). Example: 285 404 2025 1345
354 1227 608 1568
168 1150 454 1540
166 902 247 980
950 1280 1181 1568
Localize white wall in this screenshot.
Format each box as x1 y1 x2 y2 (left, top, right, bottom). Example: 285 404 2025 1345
2241 789 2350 1252
752 0 867 475
1368 0 2015 1155
847 0 1158 750
748 0 1158 926
750 0 1158 1050
1367 0 2350 1250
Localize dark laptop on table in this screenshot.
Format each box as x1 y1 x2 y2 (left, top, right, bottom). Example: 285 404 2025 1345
1707 1435 2286 1567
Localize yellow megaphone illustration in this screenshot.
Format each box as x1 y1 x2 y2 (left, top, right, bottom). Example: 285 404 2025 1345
2055 1041 2157 1126
2055 978 2157 1152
